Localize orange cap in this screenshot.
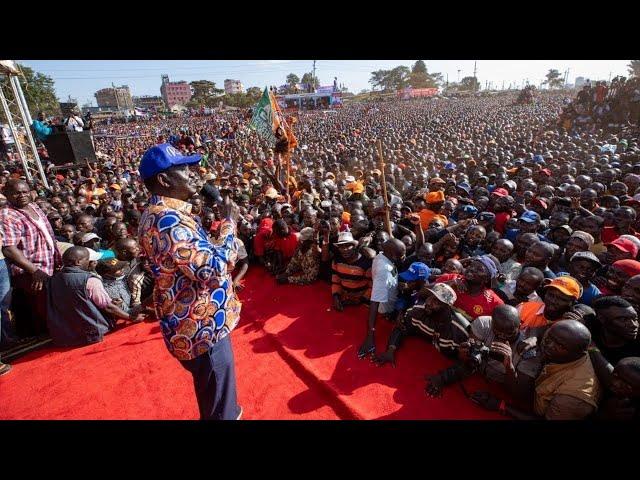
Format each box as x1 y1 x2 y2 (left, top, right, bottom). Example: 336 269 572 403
544 276 582 300
425 191 446 203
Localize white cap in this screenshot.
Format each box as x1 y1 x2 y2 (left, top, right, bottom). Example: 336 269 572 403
86 248 103 261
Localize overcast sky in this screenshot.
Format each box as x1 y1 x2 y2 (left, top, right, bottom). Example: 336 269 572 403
20 60 632 106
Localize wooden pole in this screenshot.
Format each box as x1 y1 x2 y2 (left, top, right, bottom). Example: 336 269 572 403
285 150 291 203
376 139 392 236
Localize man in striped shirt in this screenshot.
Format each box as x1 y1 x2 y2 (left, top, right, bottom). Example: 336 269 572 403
331 231 372 312
374 283 470 367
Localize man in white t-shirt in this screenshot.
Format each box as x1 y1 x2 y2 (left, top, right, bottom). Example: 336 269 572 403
65 111 85 132
357 238 406 359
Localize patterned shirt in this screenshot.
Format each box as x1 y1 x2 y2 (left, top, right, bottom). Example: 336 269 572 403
139 195 240 361
0 203 61 276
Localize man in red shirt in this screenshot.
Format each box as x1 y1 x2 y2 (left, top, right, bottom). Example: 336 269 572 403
272 219 299 274
437 255 504 321
491 188 512 235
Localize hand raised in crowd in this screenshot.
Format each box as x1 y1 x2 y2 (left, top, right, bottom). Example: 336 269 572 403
219 194 240 223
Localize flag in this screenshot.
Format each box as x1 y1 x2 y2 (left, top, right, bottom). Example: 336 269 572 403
250 87 297 151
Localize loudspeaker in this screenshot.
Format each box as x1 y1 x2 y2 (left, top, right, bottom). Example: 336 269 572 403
44 131 97 166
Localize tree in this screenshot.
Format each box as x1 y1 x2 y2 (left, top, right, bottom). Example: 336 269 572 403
301 72 319 91
460 76 481 92
412 60 427 74
286 73 300 88
628 60 640 78
246 86 262 98
544 69 564 89
189 80 224 107
14 64 60 117
369 70 389 90
387 66 411 90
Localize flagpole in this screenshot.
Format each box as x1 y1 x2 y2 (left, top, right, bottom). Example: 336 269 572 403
285 150 291 204
376 139 392 237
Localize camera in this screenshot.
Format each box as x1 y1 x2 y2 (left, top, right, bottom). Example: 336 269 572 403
467 339 504 369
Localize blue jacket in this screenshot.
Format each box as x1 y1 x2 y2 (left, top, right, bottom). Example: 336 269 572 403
32 120 52 142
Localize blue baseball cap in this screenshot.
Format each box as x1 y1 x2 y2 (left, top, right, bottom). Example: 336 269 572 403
533 155 545 164
139 144 202 181
444 162 456 170
399 262 431 282
519 210 541 223
461 205 478 215
457 182 471 194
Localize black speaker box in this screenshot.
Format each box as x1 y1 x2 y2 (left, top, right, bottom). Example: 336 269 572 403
44 131 97 166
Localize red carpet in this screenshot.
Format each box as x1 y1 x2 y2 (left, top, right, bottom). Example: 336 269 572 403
0 268 502 420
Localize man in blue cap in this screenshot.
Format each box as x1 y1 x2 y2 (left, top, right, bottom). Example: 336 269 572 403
137 143 243 420
506 210 547 243
396 261 431 312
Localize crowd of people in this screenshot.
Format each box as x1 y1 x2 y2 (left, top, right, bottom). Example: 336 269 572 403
1 85 640 420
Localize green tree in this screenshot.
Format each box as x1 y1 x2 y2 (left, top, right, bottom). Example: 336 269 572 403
246 86 262 98
412 60 427 74
460 76 481 92
14 64 60 117
387 66 411 90
369 70 389 90
628 60 640 78
189 80 223 107
544 69 564 89
301 72 319 91
286 73 300 89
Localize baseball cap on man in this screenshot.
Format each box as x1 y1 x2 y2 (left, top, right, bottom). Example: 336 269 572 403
570 251 602 267
519 210 541 223
139 144 202 181
81 233 101 244
399 262 431 282
544 276 582 300
491 187 509 197
423 283 457 306
607 237 640 258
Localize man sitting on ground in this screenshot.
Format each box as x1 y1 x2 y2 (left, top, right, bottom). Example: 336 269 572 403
46 246 143 347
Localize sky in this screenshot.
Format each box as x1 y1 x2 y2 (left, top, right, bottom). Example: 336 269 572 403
19 60 633 106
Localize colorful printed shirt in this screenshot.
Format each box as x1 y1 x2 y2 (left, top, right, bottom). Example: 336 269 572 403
139 195 241 361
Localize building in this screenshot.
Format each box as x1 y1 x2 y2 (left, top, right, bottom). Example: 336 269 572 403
133 95 165 110
575 77 587 89
224 79 244 95
94 85 134 110
160 75 192 108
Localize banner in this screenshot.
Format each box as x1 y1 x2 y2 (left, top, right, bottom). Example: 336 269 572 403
250 87 297 150
250 87 279 145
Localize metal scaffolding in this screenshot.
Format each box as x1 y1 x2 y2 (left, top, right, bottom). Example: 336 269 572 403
0 60 49 189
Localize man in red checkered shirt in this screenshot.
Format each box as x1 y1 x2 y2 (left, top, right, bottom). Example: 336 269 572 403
0 179 61 337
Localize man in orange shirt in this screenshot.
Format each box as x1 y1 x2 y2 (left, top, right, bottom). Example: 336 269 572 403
419 191 448 230
518 276 583 339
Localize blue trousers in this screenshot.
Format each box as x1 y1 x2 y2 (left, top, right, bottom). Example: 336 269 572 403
180 334 241 420
0 258 13 346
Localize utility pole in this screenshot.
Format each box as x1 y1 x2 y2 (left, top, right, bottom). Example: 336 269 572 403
473 61 478 92
312 60 316 92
